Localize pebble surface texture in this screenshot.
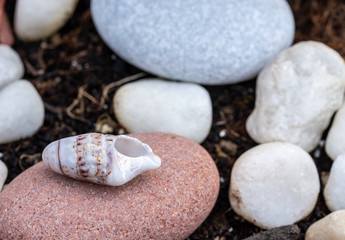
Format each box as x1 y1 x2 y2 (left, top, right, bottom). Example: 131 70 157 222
0 132 219 239
114 79 212 143
246 41 345 152
0 45 24 88
14 0 79 41
324 154 345 211
0 80 44 144
326 101 345 160
91 0 294 85
0 160 7 191
305 210 345 240
229 142 320 229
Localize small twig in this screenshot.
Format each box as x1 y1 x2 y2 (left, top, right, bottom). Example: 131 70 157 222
83 91 101 106
37 42 47 71
18 153 42 171
44 102 63 121
66 50 88 61
19 153 42 161
23 59 44 76
66 84 89 123
100 72 147 108
65 84 103 123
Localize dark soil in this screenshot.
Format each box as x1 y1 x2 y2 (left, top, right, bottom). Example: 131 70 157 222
1 0 344 239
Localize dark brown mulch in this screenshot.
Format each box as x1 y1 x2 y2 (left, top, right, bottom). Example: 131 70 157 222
1 0 344 239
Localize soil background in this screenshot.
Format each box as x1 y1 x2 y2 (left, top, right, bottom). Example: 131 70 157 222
1 0 345 239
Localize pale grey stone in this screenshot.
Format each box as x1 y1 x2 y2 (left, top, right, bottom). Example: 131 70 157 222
0 80 44 144
113 79 212 143
229 142 320 229
91 0 294 85
0 45 24 89
246 41 345 152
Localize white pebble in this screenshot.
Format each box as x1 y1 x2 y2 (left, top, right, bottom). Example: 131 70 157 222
324 154 345 211
114 79 212 143
229 142 320 229
219 129 227 138
326 101 345 160
246 41 345 152
305 210 345 240
14 0 79 41
0 80 44 144
0 45 24 89
0 160 7 191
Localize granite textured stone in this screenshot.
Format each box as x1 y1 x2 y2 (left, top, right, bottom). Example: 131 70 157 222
91 0 294 85
0 45 24 89
0 80 44 144
114 79 212 143
246 41 345 152
244 225 300 240
0 132 219 240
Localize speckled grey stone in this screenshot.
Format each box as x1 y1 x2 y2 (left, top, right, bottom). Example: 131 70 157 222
91 0 294 85
0 133 219 240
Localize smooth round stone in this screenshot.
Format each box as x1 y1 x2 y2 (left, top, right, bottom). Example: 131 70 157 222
229 142 320 229
0 160 7 191
91 0 294 85
0 80 44 144
246 41 345 152
324 154 345 211
0 45 24 89
114 79 212 143
326 102 345 160
14 0 79 41
0 133 219 239
305 210 345 240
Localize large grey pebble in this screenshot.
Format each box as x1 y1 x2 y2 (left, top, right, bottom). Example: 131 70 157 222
0 80 44 144
246 41 345 152
91 0 294 85
114 79 212 143
15 0 79 41
229 142 320 229
0 45 24 89
305 210 345 240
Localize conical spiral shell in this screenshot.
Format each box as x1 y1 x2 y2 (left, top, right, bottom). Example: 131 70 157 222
42 133 161 186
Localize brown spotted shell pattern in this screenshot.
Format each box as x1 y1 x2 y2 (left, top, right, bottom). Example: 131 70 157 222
42 133 161 186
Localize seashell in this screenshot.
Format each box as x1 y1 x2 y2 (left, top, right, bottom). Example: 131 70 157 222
42 133 161 186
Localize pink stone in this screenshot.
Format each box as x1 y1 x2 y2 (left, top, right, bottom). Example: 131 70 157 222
0 132 219 239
